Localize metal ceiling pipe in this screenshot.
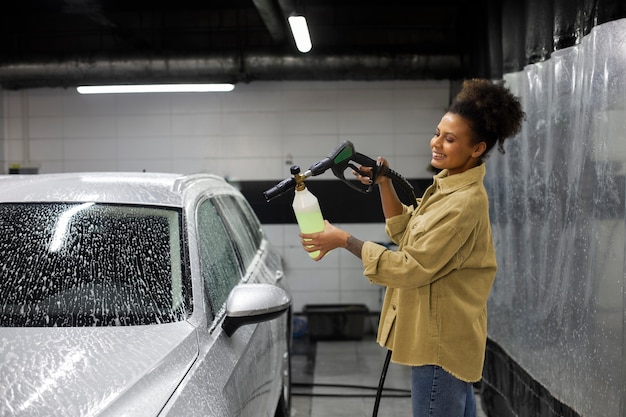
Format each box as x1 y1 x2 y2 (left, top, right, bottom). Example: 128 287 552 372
0 54 462 89
245 54 462 80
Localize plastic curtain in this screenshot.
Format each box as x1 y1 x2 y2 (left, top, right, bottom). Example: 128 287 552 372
485 18 626 417
500 0 626 76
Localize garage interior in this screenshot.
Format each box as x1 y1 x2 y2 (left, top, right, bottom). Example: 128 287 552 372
0 0 488 88
1 1 625 417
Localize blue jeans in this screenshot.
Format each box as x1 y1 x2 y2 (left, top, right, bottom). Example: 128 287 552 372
411 365 476 417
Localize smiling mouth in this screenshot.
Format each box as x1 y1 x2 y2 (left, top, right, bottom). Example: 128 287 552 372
432 151 445 160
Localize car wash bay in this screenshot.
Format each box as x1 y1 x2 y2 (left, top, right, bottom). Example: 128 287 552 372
1 1 626 416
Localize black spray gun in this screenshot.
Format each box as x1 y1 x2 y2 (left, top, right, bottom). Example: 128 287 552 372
263 140 417 207
263 140 417 258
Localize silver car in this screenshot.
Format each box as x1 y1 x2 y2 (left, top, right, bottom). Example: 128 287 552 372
0 172 292 417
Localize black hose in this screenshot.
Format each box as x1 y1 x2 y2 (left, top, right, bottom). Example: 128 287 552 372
382 167 418 209
372 350 393 416
265 149 417 416
370 167 415 417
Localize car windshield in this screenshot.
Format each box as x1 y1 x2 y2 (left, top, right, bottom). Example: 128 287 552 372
0 203 190 327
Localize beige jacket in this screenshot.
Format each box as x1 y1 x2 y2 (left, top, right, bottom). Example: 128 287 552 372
361 164 496 382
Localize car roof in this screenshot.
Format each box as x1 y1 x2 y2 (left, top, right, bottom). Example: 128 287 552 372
0 172 235 206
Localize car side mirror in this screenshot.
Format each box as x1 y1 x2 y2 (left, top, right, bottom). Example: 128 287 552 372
222 283 291 337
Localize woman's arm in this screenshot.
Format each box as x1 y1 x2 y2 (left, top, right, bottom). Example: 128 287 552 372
377 175 403 219
353 157 403 219
345 235 364 259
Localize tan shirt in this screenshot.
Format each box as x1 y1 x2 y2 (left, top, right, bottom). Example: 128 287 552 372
361 164 496 382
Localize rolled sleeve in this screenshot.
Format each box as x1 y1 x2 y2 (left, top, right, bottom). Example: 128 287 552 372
384 207 412 244
362 241 388 277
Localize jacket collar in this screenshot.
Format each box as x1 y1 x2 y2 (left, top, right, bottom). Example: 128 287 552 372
434 164 486 194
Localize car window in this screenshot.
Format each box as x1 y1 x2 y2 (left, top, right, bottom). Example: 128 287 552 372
212 195 263 271
197 199 241 316
0 203 190 327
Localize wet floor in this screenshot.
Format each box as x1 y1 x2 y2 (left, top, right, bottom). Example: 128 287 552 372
290 334 488 417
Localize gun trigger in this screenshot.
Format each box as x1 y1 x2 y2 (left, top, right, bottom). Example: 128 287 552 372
348 162 378 179
347 163 365 177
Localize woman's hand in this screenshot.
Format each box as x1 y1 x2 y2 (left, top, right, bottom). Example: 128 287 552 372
299 220 350 261
352 157 391 186
353 156 403 219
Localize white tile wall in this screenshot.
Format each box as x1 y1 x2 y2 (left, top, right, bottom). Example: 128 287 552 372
0 80 450 312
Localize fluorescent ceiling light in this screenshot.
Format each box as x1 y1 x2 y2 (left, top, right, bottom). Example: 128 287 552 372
288 15 312 53
76 83 235 94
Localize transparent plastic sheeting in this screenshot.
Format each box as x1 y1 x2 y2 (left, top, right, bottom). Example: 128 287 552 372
484 18 626 417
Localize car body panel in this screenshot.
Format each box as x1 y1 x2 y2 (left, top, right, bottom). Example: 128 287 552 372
0 323 198 416
0 172 185 206
162 321 283 417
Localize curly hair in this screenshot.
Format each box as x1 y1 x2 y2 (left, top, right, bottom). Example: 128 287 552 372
448 79 525 159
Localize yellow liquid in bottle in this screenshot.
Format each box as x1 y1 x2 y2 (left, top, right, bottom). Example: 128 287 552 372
295 210 325 258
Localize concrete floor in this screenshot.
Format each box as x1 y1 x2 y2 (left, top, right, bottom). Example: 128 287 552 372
290 335 488 417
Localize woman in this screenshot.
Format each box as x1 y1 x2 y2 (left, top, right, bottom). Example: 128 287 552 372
299 79 525 417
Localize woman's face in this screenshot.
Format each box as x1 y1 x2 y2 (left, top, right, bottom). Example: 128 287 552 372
430 112 486 175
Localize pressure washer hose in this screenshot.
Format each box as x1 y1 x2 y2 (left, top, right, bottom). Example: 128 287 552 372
372 350 393 416
379 166 419 209
265 155 419 416
372 167 417 416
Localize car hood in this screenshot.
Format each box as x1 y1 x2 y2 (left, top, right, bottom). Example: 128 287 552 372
0 321 198 417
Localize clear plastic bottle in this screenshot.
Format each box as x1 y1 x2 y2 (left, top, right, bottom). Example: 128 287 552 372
293 183 325 259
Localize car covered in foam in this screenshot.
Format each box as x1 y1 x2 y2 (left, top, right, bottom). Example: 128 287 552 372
0 172 292 417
